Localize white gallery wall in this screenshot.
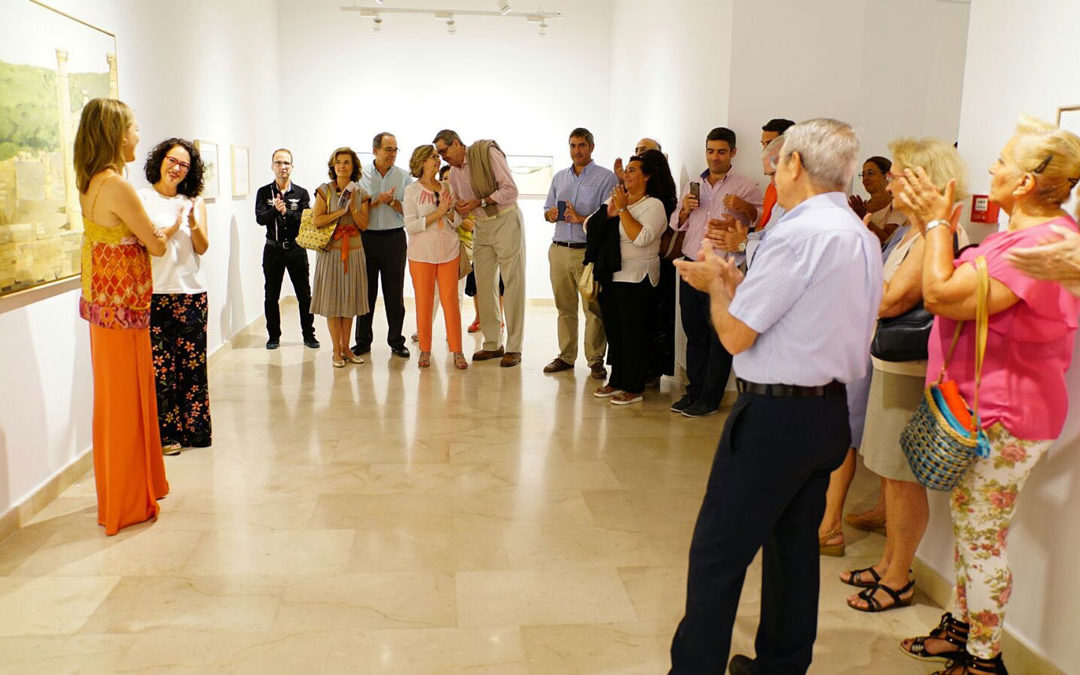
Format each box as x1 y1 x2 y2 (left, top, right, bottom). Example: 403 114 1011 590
277 0 615 302
916 2 1080 671
0 0 281 522
6 3 1078 668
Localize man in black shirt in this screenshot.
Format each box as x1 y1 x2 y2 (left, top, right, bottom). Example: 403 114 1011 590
255 148 318 350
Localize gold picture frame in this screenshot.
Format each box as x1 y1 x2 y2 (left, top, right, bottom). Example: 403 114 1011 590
0 0 118 297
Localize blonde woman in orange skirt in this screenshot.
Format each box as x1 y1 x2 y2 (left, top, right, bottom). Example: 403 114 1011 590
74 98 170 535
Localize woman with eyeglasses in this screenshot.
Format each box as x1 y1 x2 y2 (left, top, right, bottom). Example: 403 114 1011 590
403 145 466 370
849 156 907 245
835 139 967 615
138 138 211 455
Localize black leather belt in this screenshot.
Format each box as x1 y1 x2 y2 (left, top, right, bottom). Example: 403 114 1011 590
266 239 297 250
736 378 846 398
552 241 587 249
362 228 404 236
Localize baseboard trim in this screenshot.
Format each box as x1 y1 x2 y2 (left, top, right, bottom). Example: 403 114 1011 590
0 312 264 546
911 558 1065 674
0 449 93 545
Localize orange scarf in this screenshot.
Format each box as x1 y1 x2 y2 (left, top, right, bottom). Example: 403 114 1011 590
333 224 360 273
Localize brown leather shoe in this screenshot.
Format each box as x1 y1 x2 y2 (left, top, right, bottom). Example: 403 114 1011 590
589 361 607 379
543 358 573 373
500 352 522 367
472 347 505 361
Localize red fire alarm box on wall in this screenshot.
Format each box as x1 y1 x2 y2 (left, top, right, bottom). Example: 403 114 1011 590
971 195 1000 224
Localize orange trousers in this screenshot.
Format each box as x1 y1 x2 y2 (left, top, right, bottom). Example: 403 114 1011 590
410 257 462 353
89 324 169 535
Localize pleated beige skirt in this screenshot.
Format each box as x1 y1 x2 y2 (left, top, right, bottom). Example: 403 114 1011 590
311 236 370 317
859 367 924 482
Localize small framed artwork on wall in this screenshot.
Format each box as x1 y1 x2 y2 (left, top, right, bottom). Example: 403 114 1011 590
231 145 249 198
195 139 219 202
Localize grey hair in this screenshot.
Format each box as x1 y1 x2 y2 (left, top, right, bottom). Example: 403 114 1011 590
778 118 860 190
761 135 785 157
432 129 462 146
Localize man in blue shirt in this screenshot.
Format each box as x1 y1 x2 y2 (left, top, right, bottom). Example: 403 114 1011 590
542 127 619 378
669 119 882 675
352 132 412 359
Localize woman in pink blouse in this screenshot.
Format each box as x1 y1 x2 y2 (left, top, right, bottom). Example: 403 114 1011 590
403 145 466 370
896 116 1080 675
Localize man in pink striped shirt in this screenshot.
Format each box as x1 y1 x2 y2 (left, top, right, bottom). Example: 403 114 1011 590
433 130 525 368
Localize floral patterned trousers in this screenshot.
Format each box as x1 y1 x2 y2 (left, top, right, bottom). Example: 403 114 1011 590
150 292 212 448
950 422 1051 659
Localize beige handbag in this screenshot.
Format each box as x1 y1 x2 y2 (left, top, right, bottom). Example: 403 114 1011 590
578 262 598 302
296 186 335 251
457 240 471 280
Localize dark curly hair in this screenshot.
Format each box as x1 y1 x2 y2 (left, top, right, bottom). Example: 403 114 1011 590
630 149 678 218
144 138 205 197
327 146 362 182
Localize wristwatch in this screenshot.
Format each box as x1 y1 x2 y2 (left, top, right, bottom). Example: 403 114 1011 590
737 241 747 252
481 197 489 208
925 219 949 233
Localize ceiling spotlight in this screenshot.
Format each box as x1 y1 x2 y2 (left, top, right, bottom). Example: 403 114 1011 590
373 15 382 31
538 21 547 36
447 18 456 34
497 0 511 16
374 0 383 4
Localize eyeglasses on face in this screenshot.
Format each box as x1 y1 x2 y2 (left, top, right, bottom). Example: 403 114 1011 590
859 170 883 178
165 156 190 172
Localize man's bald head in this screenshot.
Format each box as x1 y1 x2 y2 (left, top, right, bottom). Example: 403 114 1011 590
634 138 661 155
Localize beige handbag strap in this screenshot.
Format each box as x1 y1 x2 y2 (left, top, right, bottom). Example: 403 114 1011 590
936 255 989 434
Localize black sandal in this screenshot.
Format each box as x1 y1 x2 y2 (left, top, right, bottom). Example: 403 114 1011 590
848 579 915 612
839 566 880 588
931 653 1008 675
902 611 969 663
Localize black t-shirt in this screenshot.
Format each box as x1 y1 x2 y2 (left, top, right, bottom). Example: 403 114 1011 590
255 181 310 243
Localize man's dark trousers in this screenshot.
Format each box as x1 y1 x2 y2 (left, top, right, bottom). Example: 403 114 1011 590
263 242 315 341
669 388 850 674
354 228 407 352
680 276 733 407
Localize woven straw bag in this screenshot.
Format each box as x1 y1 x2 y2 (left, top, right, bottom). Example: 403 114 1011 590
296 186 335 251
900 255 990 491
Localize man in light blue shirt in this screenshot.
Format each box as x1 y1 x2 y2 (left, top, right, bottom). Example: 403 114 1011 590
669 119 882 675
542 127 618 378
353 131 412 359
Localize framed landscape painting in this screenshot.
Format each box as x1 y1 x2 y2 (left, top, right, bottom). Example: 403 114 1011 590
0 0 118 296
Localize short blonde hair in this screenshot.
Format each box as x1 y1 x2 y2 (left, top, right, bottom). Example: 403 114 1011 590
888 138 968 202
1010 114 1080 208
74 98 134 193
409 144 436 178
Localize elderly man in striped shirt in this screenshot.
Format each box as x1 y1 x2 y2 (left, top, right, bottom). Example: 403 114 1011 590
669 119 883 675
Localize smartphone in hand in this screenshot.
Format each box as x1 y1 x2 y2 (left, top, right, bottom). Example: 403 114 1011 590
557 200 567 221
689 182 701 199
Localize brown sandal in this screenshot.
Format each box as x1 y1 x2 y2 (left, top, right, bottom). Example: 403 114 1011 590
819 529 845 557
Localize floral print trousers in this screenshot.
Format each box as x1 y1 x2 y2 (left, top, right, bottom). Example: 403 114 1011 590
950 421 1051 659
150 292 212 448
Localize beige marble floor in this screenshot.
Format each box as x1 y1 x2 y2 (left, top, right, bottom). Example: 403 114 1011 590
0 304 952 674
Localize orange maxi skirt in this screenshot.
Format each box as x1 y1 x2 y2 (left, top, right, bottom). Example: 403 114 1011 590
89 324 170 535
